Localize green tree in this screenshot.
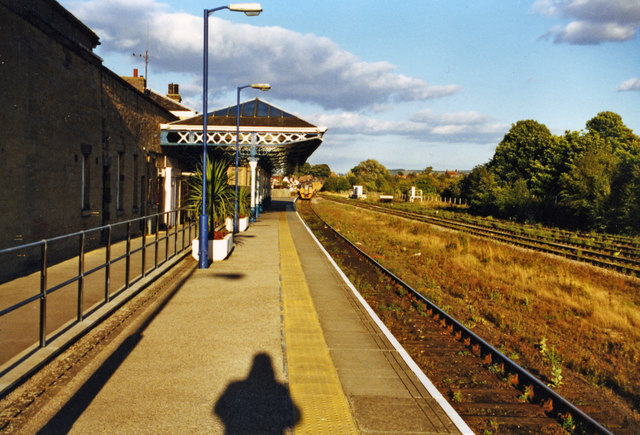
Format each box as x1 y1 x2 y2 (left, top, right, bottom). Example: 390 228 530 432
337 176 352 192
586 111 637 153
322 176 339 192
376 174 393 194
350 159 392 192
460 165 500 214
443 177 463 198
462 112 639 233
489 120 570 197
558 113 639 231
294 162 312 177
310 164 331 179
351 159 390 179
321 175 352 192
414 173 439 195
608 151 640 234
494 178 534 220
559 135 616 230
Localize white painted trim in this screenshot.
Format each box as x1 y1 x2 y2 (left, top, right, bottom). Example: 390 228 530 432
160 124 326 134
294 205 474 435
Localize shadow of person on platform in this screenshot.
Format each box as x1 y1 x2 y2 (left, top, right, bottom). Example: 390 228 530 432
214 353 300 434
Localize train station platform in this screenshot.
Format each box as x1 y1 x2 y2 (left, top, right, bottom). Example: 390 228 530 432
18 199 471 434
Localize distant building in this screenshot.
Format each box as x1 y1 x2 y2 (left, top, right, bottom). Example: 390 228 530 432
445 169 459 177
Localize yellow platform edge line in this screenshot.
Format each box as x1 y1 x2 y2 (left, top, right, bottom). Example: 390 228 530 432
279 212 358 434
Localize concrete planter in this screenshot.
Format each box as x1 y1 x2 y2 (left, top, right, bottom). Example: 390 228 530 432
225 216 249 232
191 232 233 262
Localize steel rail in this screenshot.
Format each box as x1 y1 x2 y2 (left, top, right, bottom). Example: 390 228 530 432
403 208 640 268
328 197 640 277
398 204 640 258
302 201 614 435
405 209 640 263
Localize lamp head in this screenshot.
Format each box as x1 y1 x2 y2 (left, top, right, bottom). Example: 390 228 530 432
228 3 262 16
251 83 271 91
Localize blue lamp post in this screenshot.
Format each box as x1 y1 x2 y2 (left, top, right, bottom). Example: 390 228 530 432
234 83 270 233
200 3 263 269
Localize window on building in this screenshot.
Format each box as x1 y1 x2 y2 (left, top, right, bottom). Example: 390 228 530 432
256 100 270 117
242 100 256 116
117 152 124 211
81 152 91 210
140 176 146 216
133 154 139 212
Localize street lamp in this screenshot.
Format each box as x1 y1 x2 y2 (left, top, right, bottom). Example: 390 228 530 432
200 3 263 269
234 83 270 233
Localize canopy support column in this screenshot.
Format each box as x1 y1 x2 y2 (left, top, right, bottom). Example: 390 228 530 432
249 159 258 222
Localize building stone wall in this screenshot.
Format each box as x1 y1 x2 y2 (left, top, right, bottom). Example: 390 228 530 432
0 0 177 263
100 69 174 230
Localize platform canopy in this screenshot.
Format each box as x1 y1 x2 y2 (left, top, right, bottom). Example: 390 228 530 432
160 98 327 173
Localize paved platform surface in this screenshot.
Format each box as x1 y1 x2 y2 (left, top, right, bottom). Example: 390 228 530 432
23 198 469 434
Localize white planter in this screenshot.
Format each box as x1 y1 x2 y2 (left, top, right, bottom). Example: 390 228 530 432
225 216 249 232
238 216 249 232
191 233 233 262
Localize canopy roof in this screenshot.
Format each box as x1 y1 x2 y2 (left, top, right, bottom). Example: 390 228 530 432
160 98 326 173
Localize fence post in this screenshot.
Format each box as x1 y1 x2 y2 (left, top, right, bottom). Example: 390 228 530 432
78 232 85 321
142 219 147 278
165 212 170 263
181 214 186 251
154 214 159 269
105 225 111 303
174 210 178 257
126 221 131 289
187 215 192 250
39 241 48 347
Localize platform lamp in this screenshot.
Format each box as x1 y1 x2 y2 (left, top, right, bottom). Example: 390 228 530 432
200 3 263 269
235 83 270 233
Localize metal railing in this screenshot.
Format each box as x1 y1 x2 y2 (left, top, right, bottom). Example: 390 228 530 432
0 209 197 366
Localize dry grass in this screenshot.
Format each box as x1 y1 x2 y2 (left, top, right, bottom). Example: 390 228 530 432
313 199 640 412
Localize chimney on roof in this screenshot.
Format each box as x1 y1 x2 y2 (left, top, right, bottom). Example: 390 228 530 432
167 83 182 103
122 68 146 92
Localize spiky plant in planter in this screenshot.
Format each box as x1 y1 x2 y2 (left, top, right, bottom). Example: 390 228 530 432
237 185 251 218
188 157 234 237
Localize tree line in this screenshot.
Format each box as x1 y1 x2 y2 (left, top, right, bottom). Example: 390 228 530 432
319 160 461 200
456 111 640 234
296 111 640 236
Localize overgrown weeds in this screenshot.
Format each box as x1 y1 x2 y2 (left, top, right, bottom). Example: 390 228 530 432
313 199 640 419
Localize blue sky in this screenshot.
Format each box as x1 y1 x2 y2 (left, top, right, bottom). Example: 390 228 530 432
60 0 640 173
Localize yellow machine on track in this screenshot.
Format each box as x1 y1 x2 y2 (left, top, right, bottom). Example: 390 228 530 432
298 184 315 200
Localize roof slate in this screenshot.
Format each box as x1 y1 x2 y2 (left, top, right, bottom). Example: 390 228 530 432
170 98 316 129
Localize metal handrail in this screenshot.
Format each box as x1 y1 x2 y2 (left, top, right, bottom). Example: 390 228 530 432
0 209 197 356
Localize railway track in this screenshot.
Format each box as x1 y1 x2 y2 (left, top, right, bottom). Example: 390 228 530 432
297 199 615 434
323 195 640 278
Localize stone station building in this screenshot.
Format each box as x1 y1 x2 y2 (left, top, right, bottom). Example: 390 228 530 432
0 0 326 281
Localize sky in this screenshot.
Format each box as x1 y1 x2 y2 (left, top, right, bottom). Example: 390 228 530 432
59 0 640 173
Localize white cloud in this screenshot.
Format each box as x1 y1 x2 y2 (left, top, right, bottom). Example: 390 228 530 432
617 78 640 91
410 109 491 126
62 0 460 111
310 109 507 144
533 0 640 44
